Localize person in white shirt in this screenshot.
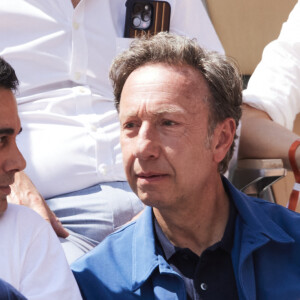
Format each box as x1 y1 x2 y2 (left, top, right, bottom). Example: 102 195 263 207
0 0 224 263
0 56 82 300
239 0 300 171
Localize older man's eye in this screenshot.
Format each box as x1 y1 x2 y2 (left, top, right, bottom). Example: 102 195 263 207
123 122 136 129
162 120 177 126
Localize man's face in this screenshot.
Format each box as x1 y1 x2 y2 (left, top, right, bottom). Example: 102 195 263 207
119 63 219 211
0 89 26 212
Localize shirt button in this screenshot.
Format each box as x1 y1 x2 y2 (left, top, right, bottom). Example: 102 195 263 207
74 72 81 81
73 21 80 30
200 283 208 291
182 253 189 260
88 124 97 132
79 87 86 93
98 164 107 175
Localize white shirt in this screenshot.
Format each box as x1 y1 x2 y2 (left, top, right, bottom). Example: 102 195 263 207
0 204 82 300
0 0 224 198
243 0 300 131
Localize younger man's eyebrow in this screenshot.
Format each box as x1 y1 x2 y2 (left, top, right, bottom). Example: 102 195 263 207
0 127 22 135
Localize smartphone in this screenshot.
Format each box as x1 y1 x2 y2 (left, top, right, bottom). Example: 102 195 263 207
124 0 171 38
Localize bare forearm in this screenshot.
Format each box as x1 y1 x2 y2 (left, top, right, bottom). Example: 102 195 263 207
9 171 44 206
239 104 300 170
9 171 69 237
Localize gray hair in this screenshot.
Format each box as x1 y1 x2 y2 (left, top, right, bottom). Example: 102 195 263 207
110 32 242 173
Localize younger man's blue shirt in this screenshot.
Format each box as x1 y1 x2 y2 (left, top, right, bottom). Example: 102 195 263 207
72 177 300 300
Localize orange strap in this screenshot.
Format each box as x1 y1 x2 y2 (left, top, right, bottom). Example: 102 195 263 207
287 140 300 211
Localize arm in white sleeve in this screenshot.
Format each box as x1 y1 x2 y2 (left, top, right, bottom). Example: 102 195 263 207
243 0 300 131
18 208 82 300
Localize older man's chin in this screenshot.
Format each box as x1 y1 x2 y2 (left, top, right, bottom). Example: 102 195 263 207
0 197 8 214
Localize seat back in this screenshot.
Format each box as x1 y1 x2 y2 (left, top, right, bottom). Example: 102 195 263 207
206 0 297 75
232 159 286 200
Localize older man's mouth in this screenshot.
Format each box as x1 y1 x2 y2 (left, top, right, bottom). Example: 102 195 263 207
136 172 169 183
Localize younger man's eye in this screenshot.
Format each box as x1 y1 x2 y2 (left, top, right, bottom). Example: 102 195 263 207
0 136 7 145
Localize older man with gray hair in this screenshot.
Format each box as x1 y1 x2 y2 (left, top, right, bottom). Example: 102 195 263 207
72 33 300 300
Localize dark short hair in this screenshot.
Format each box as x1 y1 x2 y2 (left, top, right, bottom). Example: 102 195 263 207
110 32 242 173
0 57 19 91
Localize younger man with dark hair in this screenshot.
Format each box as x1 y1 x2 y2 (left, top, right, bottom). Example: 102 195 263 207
0 57 82 300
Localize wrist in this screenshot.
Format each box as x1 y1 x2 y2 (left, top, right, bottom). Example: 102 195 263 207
296 146 300 170
287 139 300 211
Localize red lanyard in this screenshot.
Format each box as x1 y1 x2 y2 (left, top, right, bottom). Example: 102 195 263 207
287 140 300 211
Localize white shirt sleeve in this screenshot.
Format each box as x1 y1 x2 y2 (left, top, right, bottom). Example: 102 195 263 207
20 222 82 300
0 205 82 300
243 0 300 131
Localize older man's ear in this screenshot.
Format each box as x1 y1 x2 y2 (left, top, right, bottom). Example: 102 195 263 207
212 118 236 165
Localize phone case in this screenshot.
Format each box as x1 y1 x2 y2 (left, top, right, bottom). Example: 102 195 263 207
124 0 171 38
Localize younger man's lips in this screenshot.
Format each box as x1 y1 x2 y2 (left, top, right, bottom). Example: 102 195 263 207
0 186 11 195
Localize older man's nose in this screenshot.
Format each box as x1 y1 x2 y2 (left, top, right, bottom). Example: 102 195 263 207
134 122 160 160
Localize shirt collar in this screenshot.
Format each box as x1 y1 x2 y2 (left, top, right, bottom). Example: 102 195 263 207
131 177 294 291
222 176 294 244
154 217 176 260
154 199 237 259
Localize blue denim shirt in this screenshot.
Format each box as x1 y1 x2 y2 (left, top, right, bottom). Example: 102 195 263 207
72 177 300 300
